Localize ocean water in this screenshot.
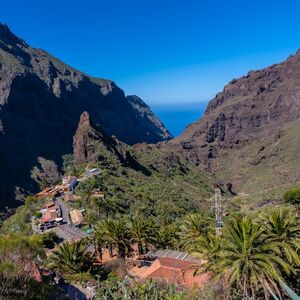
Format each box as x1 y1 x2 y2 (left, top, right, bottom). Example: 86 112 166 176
152 102 208 137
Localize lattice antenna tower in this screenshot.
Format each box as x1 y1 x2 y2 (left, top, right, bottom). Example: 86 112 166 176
210 188 225 233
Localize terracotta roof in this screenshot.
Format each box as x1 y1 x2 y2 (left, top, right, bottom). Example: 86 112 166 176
36 188 53 196
36 186 62 197
131 257 210 289
41 210 58 223
157 257 195 269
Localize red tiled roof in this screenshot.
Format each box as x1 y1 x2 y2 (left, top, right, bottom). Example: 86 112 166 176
36 188 53 196
36 186 62 197
157 257 195 269
41 210 58 223
132 257 210 289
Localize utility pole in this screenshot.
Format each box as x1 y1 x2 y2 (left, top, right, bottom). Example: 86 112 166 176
210 188 225 234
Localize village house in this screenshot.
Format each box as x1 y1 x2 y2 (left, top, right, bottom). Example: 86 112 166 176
36 186 62 198
36 176 78 200
130 249 210 289
69 209 84 227
62 176 78 192
39 202 62 231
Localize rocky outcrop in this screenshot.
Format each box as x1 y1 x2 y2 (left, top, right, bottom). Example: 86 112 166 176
169 50 300 194
73 111 151 175
0 24 171 209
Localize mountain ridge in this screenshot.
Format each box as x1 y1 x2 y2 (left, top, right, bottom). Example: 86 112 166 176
168 49 300 202
0 23 171 209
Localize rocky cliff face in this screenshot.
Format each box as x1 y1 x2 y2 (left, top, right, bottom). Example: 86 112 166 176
170 50 300 196
73 111 159 176
0 24 171 209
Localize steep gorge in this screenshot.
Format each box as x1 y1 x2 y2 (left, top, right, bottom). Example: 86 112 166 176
169 50 300 201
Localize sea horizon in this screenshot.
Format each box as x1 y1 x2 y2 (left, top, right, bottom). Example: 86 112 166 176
151 101 208 137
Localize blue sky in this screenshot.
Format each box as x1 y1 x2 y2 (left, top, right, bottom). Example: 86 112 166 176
1 0 300 105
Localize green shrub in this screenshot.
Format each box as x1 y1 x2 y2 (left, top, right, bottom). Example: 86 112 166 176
34 211 42 219
283 187 300 205
41 231 60 249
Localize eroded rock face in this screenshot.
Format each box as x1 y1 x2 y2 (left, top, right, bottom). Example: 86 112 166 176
0 24 171 209
73 112 101 165
169 50 300 193
73 111 151 175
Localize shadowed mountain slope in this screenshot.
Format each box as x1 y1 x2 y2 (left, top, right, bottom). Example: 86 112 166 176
0 24 171 209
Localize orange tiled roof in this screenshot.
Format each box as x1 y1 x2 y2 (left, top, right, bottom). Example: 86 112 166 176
36 186 62 197
132 257 210 289
41 210 58 223
36 187 53 196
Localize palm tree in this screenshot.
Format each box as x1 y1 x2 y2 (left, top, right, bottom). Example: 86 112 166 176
180 213 214 251
50 239 92 275
200 215 296 299
156 223 180 250
261 207 300 266
128 216 157 255
192 232 221 262
93 196 124 218
98 218 131 258
94 227 108 260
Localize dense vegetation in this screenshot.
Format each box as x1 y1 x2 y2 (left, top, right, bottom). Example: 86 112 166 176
95 275 212 299
71 145 215 224
0 234 59 299
0 149 299 299
0 203 299 299
0 196 46 234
